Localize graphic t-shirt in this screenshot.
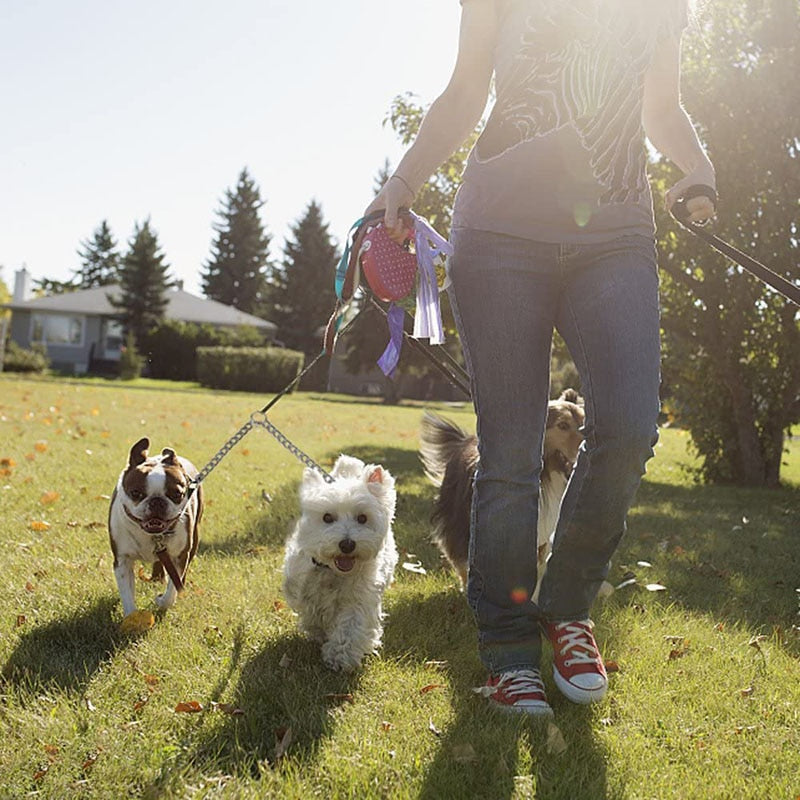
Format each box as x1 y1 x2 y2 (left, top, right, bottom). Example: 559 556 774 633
453 0 688 242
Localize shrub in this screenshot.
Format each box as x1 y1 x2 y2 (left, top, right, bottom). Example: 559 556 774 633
140 321 266 381
197 346 304 393
1 341 49 373
119 332 143 380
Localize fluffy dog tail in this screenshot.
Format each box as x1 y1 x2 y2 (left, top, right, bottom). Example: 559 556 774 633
419 412 477 586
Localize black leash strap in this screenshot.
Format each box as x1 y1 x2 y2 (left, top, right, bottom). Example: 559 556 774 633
367 297 472 398
671 185 799 307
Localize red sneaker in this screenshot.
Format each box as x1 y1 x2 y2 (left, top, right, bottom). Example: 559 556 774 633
474 668 554 716
544 620 608 704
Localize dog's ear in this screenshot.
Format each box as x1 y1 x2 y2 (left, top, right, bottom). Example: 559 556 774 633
161 447 178 466
129 437 150 467
332 454 365 479
366 465 395 492
301 466 325 487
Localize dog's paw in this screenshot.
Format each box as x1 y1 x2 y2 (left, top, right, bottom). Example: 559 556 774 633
321 641 362 673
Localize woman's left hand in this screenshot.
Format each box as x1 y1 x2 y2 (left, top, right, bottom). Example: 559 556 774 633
665 166 717 224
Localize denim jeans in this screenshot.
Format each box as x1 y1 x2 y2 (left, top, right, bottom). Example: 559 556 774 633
447 228 661 674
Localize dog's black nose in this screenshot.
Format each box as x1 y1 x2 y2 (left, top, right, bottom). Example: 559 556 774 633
338 538 356 554
149 497 168 516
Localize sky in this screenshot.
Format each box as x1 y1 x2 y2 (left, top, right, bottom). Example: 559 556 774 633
0 0 462 296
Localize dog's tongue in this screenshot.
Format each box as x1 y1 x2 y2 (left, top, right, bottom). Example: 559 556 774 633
334 555 356 573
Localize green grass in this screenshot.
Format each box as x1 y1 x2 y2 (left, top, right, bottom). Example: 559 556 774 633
1 373 798 799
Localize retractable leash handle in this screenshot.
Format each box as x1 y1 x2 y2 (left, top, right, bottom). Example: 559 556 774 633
671 185 800 308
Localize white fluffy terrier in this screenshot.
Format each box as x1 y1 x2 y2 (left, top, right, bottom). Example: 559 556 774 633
282 455 398 672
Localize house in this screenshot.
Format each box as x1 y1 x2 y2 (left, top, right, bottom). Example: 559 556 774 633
3 268 277 374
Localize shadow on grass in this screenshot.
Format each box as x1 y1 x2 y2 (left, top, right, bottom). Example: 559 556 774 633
172 634 363 782
617 478 800 629
384 589 610 800
1 597 131 698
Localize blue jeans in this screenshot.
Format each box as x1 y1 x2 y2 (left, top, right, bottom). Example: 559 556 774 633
447 228 661 674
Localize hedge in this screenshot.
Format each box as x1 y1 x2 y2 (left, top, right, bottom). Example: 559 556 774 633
1 341 49 373
196 346 305 393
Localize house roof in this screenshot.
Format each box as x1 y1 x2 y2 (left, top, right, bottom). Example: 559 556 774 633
3 285 277 334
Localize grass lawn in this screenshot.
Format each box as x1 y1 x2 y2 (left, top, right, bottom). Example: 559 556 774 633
1 373 798 799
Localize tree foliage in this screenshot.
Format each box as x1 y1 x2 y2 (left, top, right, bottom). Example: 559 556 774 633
202 168 271 316
264 200 339 389
75 220 120 288
656 0 800 486
111 219 173 347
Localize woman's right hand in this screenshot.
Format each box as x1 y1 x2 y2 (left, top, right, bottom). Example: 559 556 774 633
364 175 416 244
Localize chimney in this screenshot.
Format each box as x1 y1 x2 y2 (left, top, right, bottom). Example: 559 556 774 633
13 267 32 303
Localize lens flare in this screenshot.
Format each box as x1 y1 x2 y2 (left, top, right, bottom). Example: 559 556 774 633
510 587 528 605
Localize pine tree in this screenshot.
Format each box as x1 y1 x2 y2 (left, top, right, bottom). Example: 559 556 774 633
75 220 120 288
265 201 339 388
202 168 271 314
111 219 173 347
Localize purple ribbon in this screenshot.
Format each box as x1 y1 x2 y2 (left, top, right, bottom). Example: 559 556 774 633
376 303 406 377
411 214 451 345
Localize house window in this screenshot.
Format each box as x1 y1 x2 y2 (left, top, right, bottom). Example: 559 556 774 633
31 314 84 346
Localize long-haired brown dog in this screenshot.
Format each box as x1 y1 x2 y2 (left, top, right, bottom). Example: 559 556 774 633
419 389 585 599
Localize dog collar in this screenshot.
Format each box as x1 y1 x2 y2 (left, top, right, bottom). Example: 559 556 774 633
311 557 331 570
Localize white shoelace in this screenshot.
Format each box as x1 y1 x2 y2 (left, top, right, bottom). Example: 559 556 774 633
554 622 600 667
495 669 546 698
473 668 546 699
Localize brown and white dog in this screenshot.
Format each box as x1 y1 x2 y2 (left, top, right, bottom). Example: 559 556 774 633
108 437 203 617
419 389 585 599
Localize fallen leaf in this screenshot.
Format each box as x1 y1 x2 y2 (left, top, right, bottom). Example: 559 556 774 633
16 614 27 627
211 702 245 716
546 722 568 755
144 674 159 687
645 583 667 592
120 610 155 635
34 441 48 453
85 698 96 712
25 581 36 592
33 765 49 782
428 719 442 737
636 560 653 568
615 577 637 590
381 721 394 732
174 700 204 713
43 744 59 758
272 599 286 612
274 726 292 762
402 561 427 575
40 491 60 505
605 660 620 673
133 696 150 712
0 457 15 467
137 566 153 582
29 520 51 531
420 684 447 695
82 751 100 771
740 685 755 698
323 693 354 703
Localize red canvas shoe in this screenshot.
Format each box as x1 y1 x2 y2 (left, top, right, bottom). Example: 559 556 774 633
474 668 554 716
544 620 608 704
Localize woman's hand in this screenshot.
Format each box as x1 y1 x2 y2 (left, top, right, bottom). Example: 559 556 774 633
364 175 416 243
665 165 717 224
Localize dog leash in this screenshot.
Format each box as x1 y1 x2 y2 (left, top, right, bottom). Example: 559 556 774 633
671 184 800 307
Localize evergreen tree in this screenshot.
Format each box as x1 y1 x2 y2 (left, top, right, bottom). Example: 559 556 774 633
202 168 271 314
111 219 173 347
266 200 339 388
75 220 120 288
